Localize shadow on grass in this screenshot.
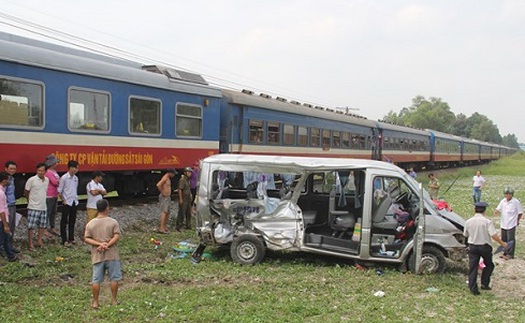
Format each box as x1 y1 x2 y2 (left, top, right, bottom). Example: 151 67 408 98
208 246 406 272
209 245 469 276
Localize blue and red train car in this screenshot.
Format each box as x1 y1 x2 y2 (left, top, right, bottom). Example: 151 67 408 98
0 32 221 196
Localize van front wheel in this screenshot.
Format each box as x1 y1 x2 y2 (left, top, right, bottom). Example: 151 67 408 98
231 235 266 265
408 245 446 274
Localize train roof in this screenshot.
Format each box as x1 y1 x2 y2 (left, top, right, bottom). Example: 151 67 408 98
375 121 429 136
203 153 403 172
427 129 464 141
222 89 375 128
0 32 221 98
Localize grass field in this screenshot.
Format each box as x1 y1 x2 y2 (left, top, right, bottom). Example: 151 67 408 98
2 152 525 322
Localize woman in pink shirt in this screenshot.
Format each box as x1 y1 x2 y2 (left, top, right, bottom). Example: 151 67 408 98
45 155 60 236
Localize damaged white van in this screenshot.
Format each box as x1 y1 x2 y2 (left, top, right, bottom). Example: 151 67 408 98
192 154 467 273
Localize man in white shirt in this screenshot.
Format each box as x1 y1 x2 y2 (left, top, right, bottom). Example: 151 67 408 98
494 186 523 260
24 163 49 251
464 202 507 295
58 160 79 246
472 170 485 204
84 171 107 239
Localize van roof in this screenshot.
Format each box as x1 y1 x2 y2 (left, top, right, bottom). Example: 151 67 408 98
203 154 402 172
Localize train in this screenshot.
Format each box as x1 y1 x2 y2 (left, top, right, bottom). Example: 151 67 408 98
0 32 517 198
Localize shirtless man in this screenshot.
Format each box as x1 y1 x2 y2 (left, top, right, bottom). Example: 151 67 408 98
156 169 176 233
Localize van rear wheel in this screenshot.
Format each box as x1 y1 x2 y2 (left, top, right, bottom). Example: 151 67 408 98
231 235 266 265
408 245 446 274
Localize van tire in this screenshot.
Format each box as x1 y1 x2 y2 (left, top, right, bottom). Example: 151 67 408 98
231 235 266 265
408 245 446 274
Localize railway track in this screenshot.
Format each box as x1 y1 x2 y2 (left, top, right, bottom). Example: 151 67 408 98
14 193 172 216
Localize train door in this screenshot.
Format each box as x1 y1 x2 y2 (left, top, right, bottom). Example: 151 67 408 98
376 128 383 161
219 102 242 154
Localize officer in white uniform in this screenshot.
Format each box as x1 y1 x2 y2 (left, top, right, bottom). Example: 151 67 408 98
464 202 507 295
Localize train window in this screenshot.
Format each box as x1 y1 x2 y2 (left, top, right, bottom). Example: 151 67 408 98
267 122 280 145
249 120 264 144
382 137 388 149
0 78 43 128
129 97 161 135
69 88 109 132
322 129 330 148
298 126 308 146
332 131 341 148
342 132 350 148
311 128 320 147
359 135 366 149
366 135 372 149
176 103 202 137
283 124 295 145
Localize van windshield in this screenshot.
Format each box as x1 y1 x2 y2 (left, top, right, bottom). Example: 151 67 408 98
403 174 436 211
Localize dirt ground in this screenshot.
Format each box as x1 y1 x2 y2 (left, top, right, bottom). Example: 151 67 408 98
492 256 525 299
487 216 525 299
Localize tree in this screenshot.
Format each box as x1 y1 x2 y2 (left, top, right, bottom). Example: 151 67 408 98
382 110 405 125
381 97 509 145
466 113 502 143
502 134 520 149
387 96 456 132
451 113 469 137
469 119 502 143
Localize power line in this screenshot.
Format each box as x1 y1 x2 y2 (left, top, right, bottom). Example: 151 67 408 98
0 7 350 110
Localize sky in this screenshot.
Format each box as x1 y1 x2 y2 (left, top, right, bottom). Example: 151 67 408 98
1 0 525 142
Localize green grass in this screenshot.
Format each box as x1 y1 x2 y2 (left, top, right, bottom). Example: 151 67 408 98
3 153 525 322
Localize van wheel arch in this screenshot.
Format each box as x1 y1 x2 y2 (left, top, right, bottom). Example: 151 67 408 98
230 234 266 265
408 245 446 274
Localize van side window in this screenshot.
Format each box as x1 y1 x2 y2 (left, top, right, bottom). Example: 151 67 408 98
373 176 415 210
210 171 300 200
322 170 356 195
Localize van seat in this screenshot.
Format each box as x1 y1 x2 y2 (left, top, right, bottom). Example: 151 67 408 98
303 210 318 226
373 195 398 230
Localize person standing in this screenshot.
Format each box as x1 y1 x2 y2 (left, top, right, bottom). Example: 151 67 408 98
84 199 121 309
427 173 441 200
84 171 107 240
464 202 507 295
0 172 17 261
408 168 417 180
58 160 79 246
494 186 523 260
24 163 49 251
4 161 19 252
156 168 176 234
190 161 200 210
86 172 107 224
44 154 61 236
472 170 486 204
176 167 193 231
